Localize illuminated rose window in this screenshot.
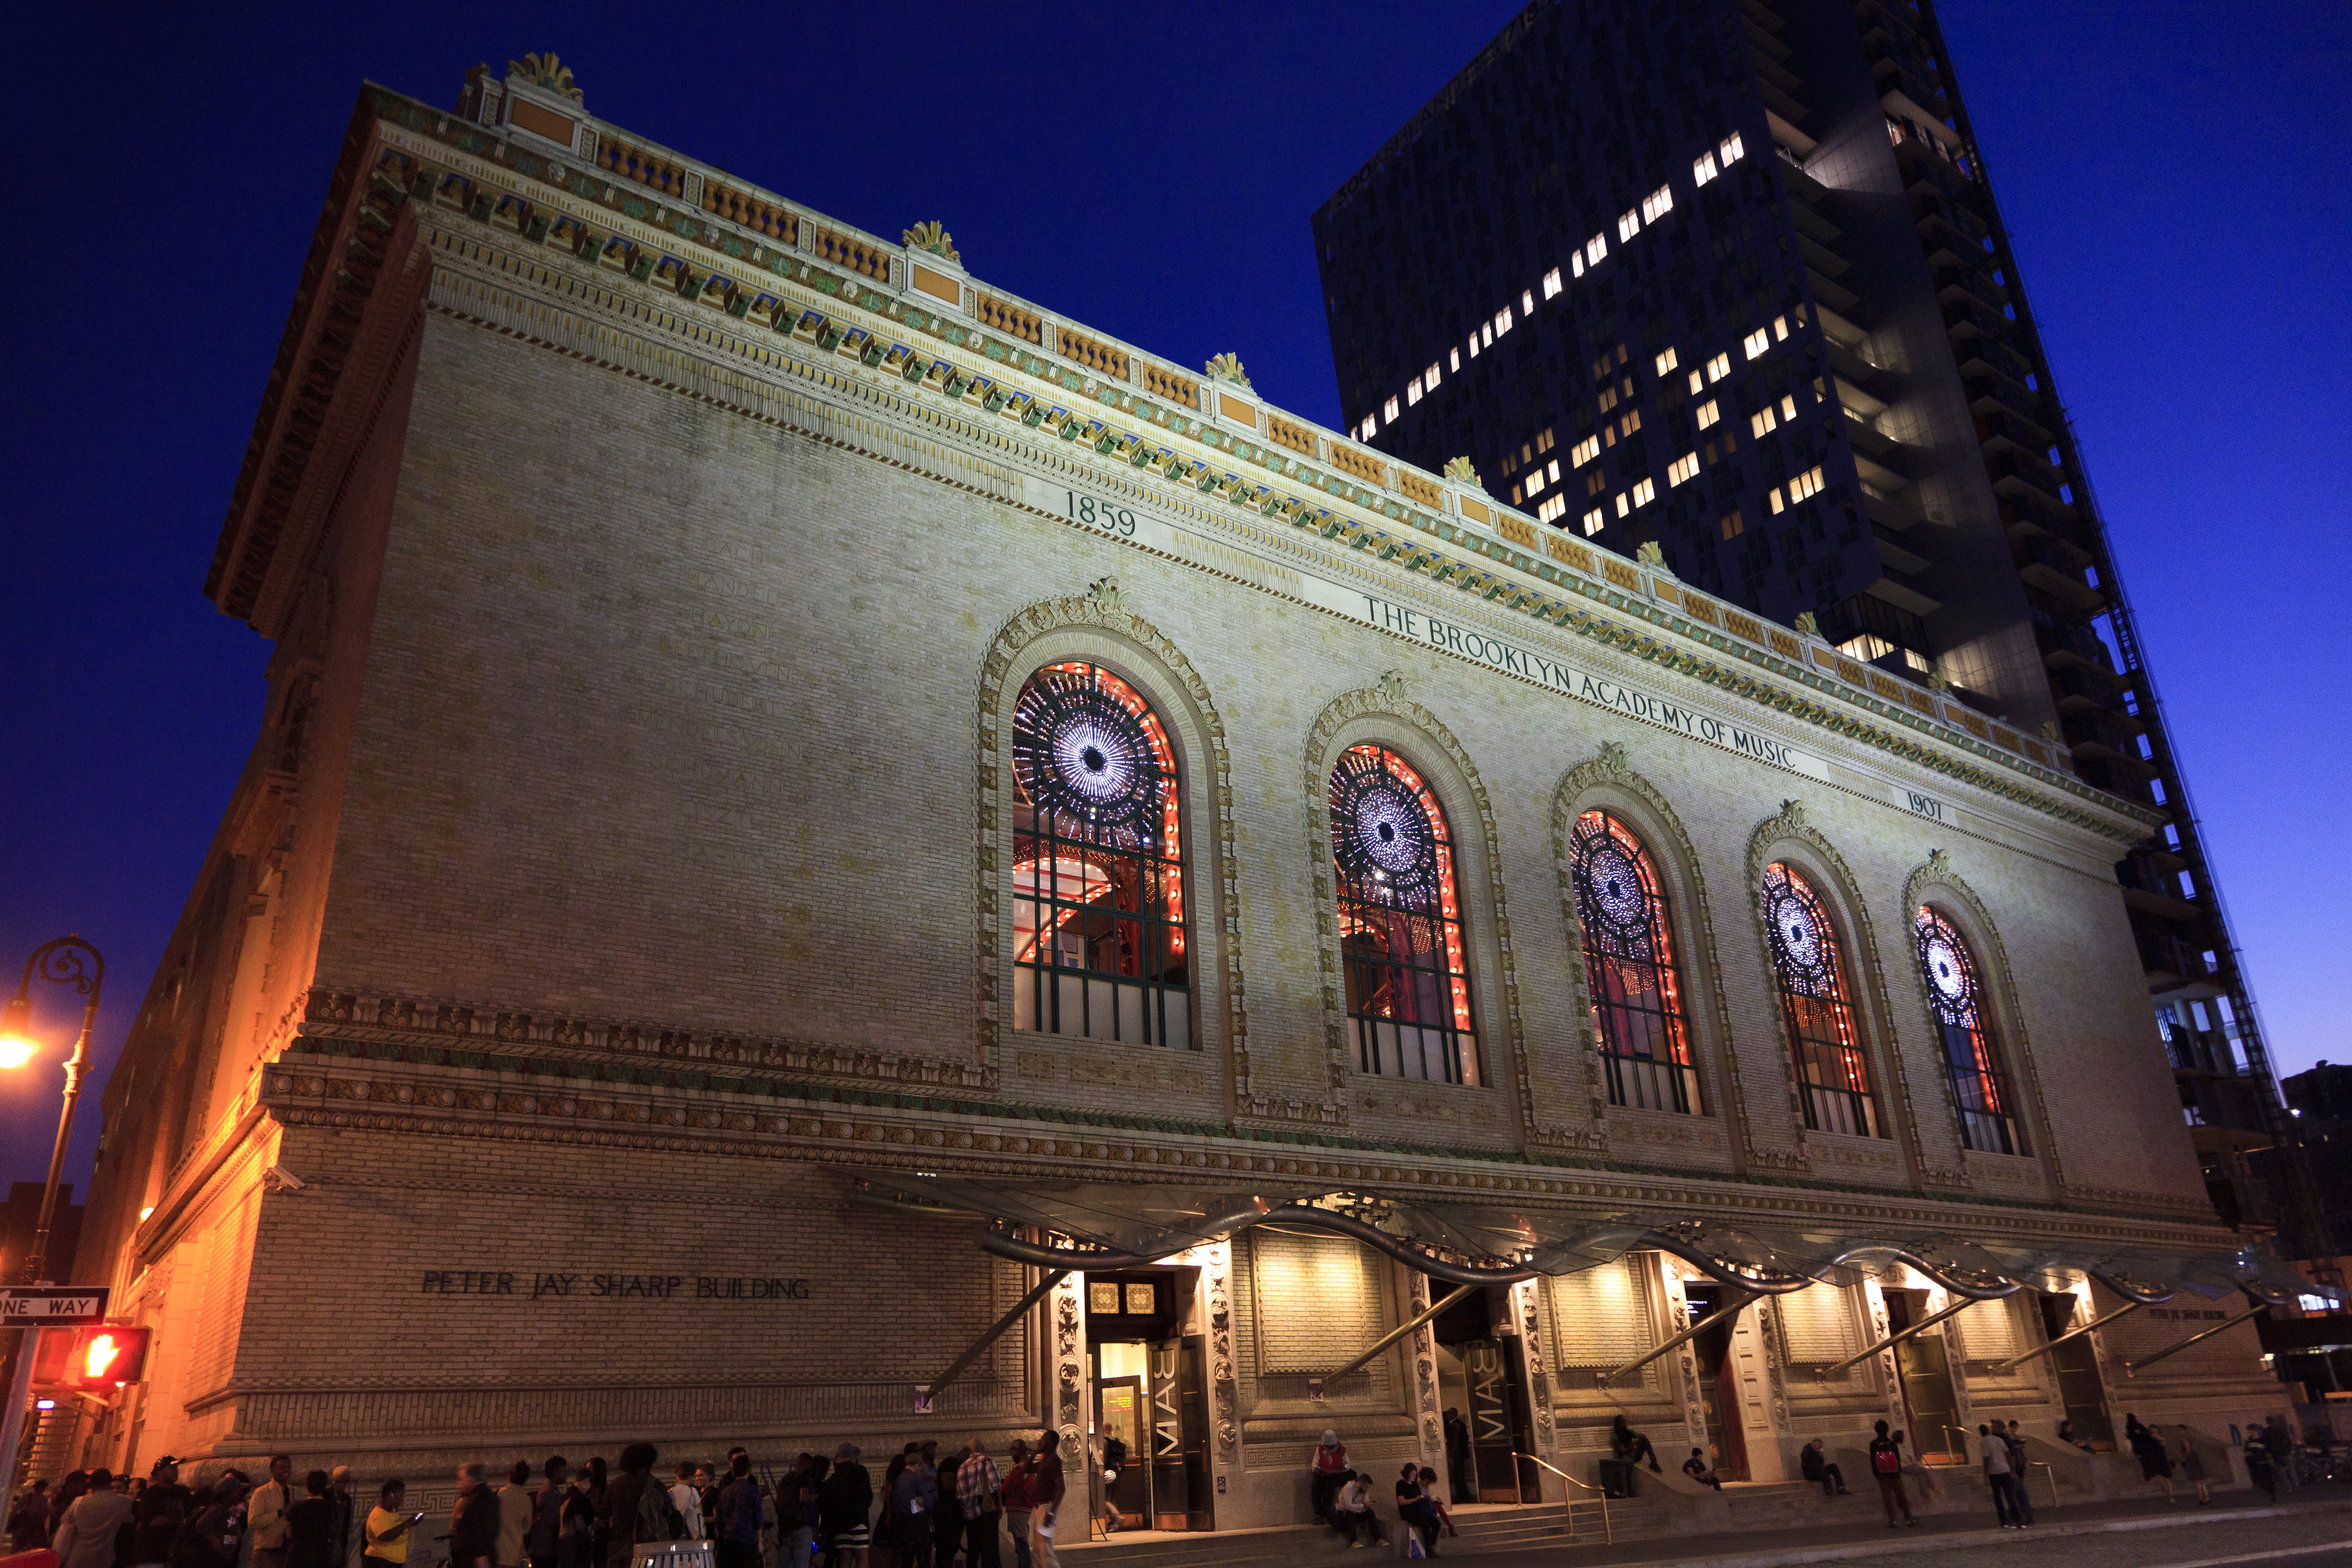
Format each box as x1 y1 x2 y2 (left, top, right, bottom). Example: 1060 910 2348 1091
1760 863 1883 1138
1011 663 1188 1048
1570 809 1700 1114
1915 906 2023 1155
1329 744 1481 1086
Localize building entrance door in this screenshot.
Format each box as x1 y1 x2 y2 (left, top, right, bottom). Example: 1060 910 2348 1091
1430 1285 1534 1502
1884 1290 1963 1464
2038 1293 2114 1450
1681 1284 1746 1481
1082 1270 1208 1533
1147 1336 1212 1530
1093 1366 1150 1529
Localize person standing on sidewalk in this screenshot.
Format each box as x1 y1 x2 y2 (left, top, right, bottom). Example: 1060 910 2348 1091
953 1441 1002 1568
1867 1421 1915 1528
497 1463 538 1568
2001 1424 2036 1525
328 1469 360 1568
50 1467 135 1568
1027 1432 1065 1568
1977 1424 2019 1528
2172 1430 2210 1505
252 1457 297 1568
363 1480 416 1568
997 1445 1033 1568
453 1465 503 1568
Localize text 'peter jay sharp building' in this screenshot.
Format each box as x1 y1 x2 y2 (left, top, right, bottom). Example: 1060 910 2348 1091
58 48 2312 1540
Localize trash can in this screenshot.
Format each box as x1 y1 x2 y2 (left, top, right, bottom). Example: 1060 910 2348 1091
1597 1459 1636 1499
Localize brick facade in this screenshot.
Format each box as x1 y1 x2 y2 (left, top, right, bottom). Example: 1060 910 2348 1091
60 60 2279 1530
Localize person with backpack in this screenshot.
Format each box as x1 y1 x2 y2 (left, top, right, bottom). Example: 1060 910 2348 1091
713 1454 766 1568
526 1459 569 1568
1868 1421 1915 1528
603 1444 674 1568
953 1440 1002 1568
667 1464 705 1542
175 1472 249 1568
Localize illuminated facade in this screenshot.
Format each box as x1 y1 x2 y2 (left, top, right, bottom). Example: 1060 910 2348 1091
57 52 2316 1543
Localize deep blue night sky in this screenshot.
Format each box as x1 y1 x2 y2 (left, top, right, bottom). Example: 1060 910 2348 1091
4 3 2345 1194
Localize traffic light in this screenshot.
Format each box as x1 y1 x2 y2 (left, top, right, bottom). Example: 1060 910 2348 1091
72 1327 150 1387
30 1325 151 1390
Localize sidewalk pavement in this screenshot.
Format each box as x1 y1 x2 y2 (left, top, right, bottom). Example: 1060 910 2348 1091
1440 1481 2352 1568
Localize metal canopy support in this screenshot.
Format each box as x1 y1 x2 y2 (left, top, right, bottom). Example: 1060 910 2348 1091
1310 1283 1480 1402
1818 1293 1974 1380
1599 1290 1755 1389
2124 1303 2270 1376
1988 1299 2145 1374
918 1267 1068 1411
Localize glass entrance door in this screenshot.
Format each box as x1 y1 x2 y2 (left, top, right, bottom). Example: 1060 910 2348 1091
1885 1290 1963 1464
1147 1337 1212 1530
1094 1366 1150 1529
2039 1293 2114 1449
1681 1284 1743 1480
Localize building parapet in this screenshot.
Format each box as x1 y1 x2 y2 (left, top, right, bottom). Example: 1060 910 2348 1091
210 60 2157 846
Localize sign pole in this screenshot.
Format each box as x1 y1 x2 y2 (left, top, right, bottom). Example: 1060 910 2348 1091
0 1327 40 1492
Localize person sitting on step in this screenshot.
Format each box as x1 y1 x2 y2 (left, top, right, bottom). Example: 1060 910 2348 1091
1611 1415 1663 1473
1800 1439 1849 1498
1681 1449 1723 1491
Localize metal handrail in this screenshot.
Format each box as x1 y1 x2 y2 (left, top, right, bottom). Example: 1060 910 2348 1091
2028 1460 2059 1507
1510 1451 1611 1545
1940 1423 1974 1467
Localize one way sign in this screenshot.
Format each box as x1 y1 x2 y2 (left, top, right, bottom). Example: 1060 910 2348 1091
0 1288 112 1326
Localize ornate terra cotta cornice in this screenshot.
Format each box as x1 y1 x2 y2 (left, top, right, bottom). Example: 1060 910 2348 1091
255 1034 2225 1242
292 78 2156 843
209 96 428 635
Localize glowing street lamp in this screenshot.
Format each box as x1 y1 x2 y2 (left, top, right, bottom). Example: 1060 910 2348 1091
1 935 105 1285
0 997 36 1069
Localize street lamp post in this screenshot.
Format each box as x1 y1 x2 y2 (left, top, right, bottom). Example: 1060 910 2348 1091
1 935 107 1285
0 935 104 1489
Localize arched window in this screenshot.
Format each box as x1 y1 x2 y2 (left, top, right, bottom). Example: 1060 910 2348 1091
1329 743 1482 1086
1759 862 1882 1138
1569 809 1701 1114
1915 906 2023 1154
1010 662 1189 1048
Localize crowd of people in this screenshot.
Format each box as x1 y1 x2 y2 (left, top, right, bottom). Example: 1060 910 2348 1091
7 1409 2335 1568
1306 1432 1452 1557
4 1436 1075 1568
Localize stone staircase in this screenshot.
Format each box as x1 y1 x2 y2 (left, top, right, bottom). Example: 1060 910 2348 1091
1718 1477 1890 1530
1054 1497 1674 1568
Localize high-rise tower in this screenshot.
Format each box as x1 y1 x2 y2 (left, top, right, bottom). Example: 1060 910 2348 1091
1313 0 2308 1242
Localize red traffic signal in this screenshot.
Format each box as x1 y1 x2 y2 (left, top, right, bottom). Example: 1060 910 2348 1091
31 1325 151 1389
